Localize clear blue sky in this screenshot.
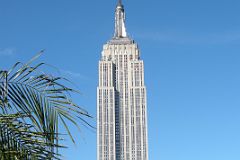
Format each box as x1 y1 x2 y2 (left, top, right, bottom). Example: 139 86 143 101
1 0 240 159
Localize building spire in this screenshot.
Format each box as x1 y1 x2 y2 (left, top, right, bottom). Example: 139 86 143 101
114 0 127 38
118 0 122 6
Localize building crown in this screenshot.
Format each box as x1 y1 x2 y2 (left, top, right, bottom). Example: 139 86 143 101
114 0 127 38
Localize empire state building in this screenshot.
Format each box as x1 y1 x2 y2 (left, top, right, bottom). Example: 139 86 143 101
97 1 148 160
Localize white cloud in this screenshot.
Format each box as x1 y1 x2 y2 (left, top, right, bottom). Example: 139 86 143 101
134 30 240 45
60 69 89 80
0 48 16 56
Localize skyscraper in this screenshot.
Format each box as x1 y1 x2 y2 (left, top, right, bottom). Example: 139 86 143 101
97 1 148 160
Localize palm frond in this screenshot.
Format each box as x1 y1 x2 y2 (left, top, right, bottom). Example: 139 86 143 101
0 53 93 159
0 113 62 160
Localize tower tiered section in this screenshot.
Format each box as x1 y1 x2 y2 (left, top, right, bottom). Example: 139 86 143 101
97 1 148 160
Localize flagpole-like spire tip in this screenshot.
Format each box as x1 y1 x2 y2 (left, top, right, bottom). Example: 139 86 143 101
118 0 122 6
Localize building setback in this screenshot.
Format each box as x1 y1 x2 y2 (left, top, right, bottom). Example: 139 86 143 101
97 1 148 160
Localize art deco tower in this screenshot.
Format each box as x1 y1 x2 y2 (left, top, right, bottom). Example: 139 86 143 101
97 1 148 160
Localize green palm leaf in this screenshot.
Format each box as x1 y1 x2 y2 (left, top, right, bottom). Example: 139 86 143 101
0 113 62 160
0 52 93 159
